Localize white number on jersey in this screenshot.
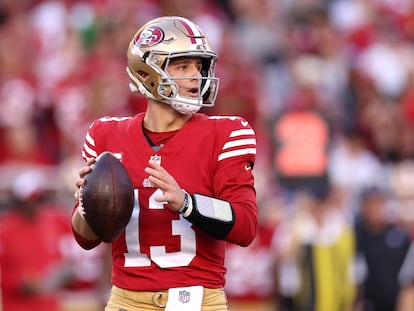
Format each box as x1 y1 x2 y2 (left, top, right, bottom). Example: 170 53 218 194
124 189 196 268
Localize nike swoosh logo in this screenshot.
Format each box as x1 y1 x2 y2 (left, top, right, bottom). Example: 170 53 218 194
241 120 248 127
245 164 252 171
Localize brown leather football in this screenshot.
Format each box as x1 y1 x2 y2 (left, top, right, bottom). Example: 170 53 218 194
81 152 134 243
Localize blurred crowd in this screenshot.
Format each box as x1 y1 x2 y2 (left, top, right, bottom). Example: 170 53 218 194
1 0 414 310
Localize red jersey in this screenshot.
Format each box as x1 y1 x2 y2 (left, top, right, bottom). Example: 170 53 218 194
77 112 258 290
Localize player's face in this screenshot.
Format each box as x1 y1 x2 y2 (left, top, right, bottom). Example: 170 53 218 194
167 57 203 98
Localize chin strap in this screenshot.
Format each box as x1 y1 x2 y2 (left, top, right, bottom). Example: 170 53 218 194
170 98 201 115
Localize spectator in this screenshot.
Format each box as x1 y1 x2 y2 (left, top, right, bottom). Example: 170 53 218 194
0 170 74 311
274 188 356 311
354 188 412 311
270 84 333 204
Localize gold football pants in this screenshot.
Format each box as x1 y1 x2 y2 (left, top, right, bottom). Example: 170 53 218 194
105 285 229 311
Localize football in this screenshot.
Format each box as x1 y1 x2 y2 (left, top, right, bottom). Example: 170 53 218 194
80 152 134 243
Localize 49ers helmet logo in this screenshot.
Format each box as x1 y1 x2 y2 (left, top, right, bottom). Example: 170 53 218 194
135 26 164 47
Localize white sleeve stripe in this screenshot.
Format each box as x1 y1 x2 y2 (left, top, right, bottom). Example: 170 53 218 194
83 143 97 157
218 148 256 161
86 132 95 146
208 116 239 120
99 116 130 122
230 129 255 137
82 150 95 161
222 138 256 150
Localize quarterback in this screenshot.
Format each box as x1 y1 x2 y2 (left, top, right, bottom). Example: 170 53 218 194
71 16 258 311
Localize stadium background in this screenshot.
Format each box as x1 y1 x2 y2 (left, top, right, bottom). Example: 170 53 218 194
1 0 414 310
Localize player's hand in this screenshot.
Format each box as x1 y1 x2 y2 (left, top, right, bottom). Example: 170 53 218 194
74 157 95 201
72 157 99 241
144 159 185 212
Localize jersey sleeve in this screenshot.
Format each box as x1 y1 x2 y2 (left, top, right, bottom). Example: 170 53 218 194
72 117 119 249
81 117 113 161
211 116 258 247
71 202 101 250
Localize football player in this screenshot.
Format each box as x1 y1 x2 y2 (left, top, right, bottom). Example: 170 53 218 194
71 16 258 311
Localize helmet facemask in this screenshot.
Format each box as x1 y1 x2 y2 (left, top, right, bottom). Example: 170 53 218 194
158 53 219 114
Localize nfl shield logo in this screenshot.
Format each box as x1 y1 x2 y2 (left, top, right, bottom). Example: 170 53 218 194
178 290 190 304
